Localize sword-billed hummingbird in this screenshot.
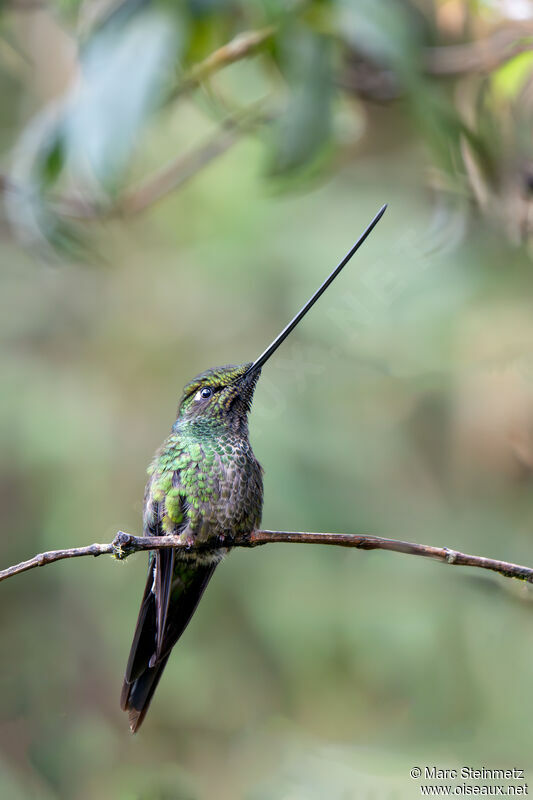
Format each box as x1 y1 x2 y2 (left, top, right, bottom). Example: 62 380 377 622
121 205 387 732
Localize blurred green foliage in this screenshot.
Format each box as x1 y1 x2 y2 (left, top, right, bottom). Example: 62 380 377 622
3 1 533 798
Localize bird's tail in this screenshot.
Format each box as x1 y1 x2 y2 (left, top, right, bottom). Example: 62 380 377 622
120 557 218 733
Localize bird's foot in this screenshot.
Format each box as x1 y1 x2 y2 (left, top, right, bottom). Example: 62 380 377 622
112 531 135 560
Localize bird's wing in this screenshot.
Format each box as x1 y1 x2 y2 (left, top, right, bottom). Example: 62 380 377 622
124 470 185 672
152 547 175 664
142 470 189 662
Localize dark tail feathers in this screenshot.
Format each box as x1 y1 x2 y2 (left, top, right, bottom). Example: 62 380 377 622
121 559 218 732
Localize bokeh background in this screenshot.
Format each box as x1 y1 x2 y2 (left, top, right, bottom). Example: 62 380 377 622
3 1 533 798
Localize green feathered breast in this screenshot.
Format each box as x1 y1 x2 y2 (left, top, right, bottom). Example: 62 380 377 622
146 424 263 541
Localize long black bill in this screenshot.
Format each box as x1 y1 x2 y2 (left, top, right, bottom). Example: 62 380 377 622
243 204 387 378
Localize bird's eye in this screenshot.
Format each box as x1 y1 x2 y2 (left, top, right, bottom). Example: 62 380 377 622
200 387 212 399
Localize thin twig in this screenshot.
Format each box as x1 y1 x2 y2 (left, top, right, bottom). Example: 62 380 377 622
117 110 266 216
2 529 533 585
169 26 275 102
0 541 116 582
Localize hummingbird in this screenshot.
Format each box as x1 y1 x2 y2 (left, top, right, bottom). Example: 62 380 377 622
120 205 387 732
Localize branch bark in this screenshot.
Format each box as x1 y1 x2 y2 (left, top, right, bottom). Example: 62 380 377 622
2 529 533 585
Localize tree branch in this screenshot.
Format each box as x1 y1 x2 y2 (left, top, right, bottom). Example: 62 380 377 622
2 529 533 586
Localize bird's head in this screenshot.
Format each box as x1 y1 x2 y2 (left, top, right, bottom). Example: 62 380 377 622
175 363 260 434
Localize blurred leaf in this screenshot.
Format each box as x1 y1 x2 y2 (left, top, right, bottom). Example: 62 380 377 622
5 106 69 253
336 0 472 177
337 0 423 78
5 5 181 254
4 105 99 259
64 7 179 193
40 136 65 186
492 48 533 100
267 30 333 178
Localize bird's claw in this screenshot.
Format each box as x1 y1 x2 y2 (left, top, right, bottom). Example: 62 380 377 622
112 531 134 560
